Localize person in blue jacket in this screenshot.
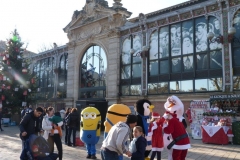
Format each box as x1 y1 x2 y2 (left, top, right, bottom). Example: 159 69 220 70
129 126 147 160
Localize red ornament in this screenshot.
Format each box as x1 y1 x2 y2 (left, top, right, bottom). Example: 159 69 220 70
22 68 28 74
23 90 27 96
0 74 3 81
7 60 10 65
1 95 5 101
7 86 10 90
31 78 35 84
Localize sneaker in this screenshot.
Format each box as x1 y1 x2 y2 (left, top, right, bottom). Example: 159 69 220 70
86 154 91 159
91 155 97 159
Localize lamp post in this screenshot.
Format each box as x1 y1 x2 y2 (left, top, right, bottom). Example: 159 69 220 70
207 27 236 43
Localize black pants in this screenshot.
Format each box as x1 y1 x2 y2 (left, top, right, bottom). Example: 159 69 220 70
0 121 2 130
48 134 63 160
150 151 161 160
68 126 77 146
65 126 69 144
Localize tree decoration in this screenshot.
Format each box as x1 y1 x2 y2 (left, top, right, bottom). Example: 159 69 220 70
0 29 37 116
22 68 27 74
12 35 18 42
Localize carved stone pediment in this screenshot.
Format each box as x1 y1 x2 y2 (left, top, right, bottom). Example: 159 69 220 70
69 0 117 29
64 0 132 37
77 22 102 41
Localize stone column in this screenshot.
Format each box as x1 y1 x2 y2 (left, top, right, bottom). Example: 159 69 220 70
222 4 233 92
66 42 76 104
106 34 120 105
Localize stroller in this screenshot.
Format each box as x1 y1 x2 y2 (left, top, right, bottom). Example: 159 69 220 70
20 134 58 160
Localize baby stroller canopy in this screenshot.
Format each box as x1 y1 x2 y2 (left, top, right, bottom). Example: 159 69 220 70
20 134 58 160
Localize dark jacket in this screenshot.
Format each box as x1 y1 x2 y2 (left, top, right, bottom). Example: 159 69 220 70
0 111 3 119
68 111 80 128
131 136 147 160
19 111 41 140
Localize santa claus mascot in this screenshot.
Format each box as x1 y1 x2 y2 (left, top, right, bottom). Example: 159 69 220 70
163 111 191 160
163 95 190 160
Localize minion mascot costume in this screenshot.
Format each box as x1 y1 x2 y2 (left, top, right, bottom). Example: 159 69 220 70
104 104 131 160
135 99 154 160
163 95 191 160
104 104 131 138
80 107 101 159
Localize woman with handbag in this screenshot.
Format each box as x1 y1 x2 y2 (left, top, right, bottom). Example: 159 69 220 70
42 107 63 160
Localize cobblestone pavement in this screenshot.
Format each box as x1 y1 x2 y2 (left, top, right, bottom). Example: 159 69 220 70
1 126 240 160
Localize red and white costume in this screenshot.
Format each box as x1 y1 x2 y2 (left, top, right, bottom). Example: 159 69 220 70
164 112 191 160
162 95 191 160
148 112 164 152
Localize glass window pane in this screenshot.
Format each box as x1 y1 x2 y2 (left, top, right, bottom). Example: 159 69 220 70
210 50 222 69
196 53 208 70
233 48 240 66
121 86 129 95
132 64 141 78
233 76 240 90
195 17 208 53
132 36 142 63
183 56 193 72
150 31 158 60
172 58 181 73
233 11 240 47
170 81 180 93
130 85 141 95
195 79 208 92
181 80 193 92
171 23 181 56
150 61 158 76
122 38 131 64
208 78 222 91
209 16 222 50
182 20 193 55
159 27 169 58
157 82 169 93
160 60 169 74
148 83 158 94
80 45 107 88
121 65 131 79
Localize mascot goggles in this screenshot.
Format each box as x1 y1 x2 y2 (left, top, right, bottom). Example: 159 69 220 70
107 111 130 117
81 112 100 119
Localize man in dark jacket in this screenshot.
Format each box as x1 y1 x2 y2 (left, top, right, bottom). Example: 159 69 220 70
19 107 44 141
67 108 80 146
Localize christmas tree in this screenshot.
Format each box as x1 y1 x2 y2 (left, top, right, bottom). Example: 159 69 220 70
0 29 37 117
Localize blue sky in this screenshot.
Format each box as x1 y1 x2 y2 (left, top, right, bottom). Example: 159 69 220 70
0 0 188 53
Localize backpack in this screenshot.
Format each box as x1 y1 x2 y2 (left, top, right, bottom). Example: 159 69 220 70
65 115 71 126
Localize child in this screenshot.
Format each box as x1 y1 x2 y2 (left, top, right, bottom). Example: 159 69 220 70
148 112 164 160
49 115 63 138
129 126 147 160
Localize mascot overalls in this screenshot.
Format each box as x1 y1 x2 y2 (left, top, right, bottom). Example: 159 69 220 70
135 99 154 160
163 95 190 160
80 107 101 159
104 104 131 160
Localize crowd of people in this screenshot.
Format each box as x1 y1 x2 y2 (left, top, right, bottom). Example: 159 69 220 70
19 106 80 160
18 96 190 160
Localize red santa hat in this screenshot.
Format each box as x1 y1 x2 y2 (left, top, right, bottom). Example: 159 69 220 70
152 112 160 118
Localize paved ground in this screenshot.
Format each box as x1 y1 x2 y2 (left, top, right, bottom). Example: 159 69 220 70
1 126 240 160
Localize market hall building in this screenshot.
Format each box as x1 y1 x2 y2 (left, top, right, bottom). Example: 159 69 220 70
31 0 240 115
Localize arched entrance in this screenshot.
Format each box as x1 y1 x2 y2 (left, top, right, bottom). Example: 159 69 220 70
79 45 107 99
76 45 108 130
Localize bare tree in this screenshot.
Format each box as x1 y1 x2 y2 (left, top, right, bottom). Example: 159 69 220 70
37 42 62 53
